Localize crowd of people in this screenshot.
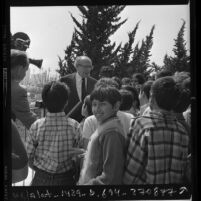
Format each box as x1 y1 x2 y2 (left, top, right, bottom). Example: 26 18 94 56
11 32 191 186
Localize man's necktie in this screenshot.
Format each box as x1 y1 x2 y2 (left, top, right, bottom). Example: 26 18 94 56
81 78 87 101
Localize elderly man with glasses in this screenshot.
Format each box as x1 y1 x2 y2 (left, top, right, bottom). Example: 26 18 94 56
60 56 97 122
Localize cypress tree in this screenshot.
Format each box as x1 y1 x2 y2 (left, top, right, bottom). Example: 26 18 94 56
130 25 155 78
114 21 140 77
163 20 190 73
57 6 127 79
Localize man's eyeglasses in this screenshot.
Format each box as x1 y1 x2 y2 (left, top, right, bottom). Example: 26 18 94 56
78 64 93 69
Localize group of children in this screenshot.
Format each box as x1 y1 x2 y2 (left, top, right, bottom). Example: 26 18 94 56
14 69 191 186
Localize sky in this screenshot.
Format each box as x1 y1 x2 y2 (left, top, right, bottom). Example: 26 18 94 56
10 5 190 75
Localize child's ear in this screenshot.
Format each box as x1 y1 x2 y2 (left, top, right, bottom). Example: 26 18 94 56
114 101 121 112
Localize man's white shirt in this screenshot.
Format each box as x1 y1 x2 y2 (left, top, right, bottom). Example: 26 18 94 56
76 72 87 101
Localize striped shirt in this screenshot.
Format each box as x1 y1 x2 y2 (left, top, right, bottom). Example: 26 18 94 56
26 112 79 173
123 109 189 184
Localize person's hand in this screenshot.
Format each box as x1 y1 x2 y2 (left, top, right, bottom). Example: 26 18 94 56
69 147 85 159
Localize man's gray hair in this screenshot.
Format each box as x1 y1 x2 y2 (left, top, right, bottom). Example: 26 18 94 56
74 56 92 68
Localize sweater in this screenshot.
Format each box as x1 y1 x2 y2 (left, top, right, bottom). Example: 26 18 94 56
78 117 126 185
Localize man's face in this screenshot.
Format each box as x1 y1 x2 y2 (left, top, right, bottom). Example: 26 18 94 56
132 77 144 94
76 58 93 78
14 38 30 51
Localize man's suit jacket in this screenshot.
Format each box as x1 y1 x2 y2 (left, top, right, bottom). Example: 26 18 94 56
11 81 37 130
60 73 97 122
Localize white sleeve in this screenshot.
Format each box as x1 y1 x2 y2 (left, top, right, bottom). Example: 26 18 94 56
82 117 96 139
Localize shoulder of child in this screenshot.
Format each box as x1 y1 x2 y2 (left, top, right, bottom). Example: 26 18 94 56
85 115 96 122
117 110 134 119
99 128 125 149
66 117 80 127
29 117 45 133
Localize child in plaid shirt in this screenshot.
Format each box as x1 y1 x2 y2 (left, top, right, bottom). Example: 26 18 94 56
123 76 189 184
26 81 83 186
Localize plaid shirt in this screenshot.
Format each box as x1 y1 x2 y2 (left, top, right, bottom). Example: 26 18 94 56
123 110 189 184
26 112 79 173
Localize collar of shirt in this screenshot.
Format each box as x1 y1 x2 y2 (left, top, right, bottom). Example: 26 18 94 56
144 109 177 121
45 112 66 119
76 72 87 101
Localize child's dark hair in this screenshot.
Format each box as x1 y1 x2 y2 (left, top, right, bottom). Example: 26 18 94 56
132 73 145 84
119 89 133 111
151 76 179 111
174 71 190 86
155 69 173 79
83 95 92 116
95 77 119 89
42 81 69 113
141 80 154 100
121 85 140 110
90 85 121 106
182 77 190 91
121 77 132 86
111 76 122 89
173 73 191 113
99 65 114 78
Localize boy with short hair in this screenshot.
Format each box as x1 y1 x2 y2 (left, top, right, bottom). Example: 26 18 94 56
121 85 140 117
26 81 82 186
81 78 134 149
173 73 191 183
78 85 126 185
132 73 145 94
173 72 191 134
119 89 135 115
123 76 189 184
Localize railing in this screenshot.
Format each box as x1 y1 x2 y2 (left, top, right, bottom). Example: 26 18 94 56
12 107 45 186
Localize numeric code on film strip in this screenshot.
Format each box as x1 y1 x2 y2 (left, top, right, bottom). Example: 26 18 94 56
11 185 191 200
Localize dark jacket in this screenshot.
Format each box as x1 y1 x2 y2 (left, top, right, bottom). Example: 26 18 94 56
11 81 37 129
60 73 97 122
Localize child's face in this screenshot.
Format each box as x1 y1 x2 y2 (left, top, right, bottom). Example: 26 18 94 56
92 99 117 124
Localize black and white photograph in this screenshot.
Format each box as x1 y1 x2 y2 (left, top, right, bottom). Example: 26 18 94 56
4 2 195 201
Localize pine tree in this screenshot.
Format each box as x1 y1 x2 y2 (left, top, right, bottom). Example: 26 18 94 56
143 25 155 70
163 20 190 73
163 53 174 72
114 21 140 77
57 32 78 76
172 20 190 72
130 25 155 78
148 61 162 75
58 6 127 79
